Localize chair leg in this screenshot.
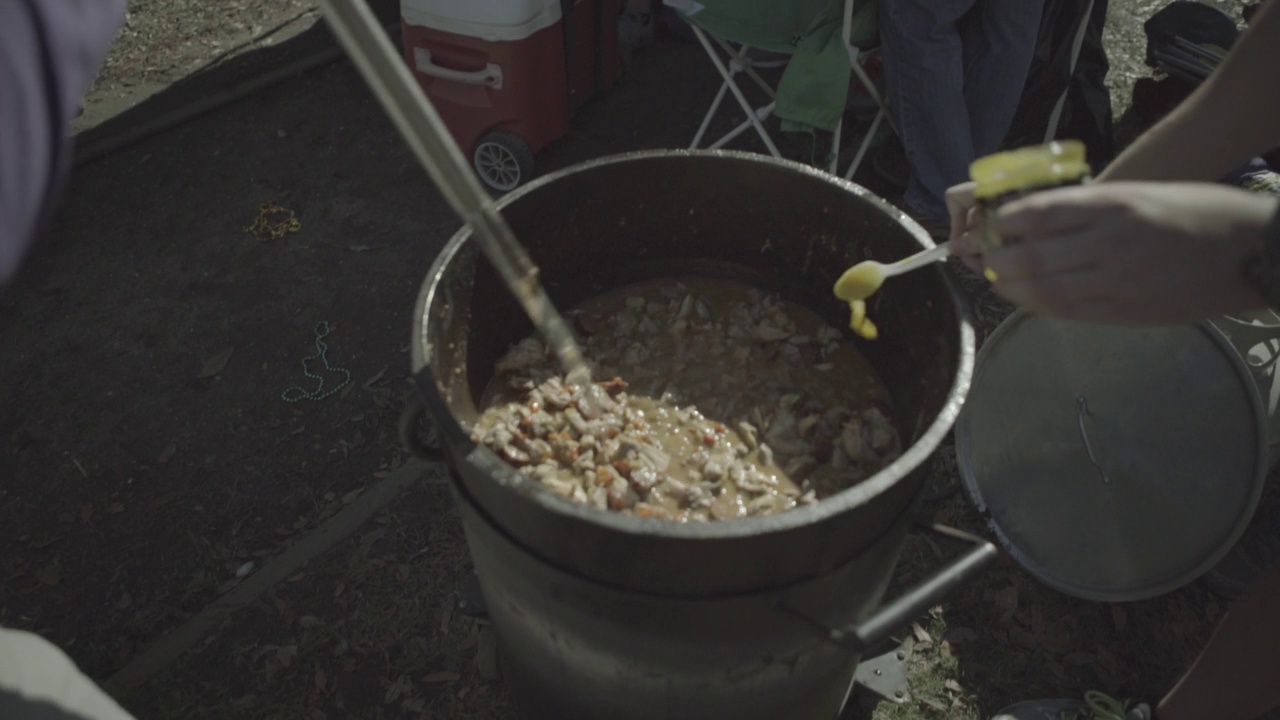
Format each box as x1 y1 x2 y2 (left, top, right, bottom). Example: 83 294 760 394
691 80 732 149
710 102 778 150
690 24 782 158
710 35 778 101
1044 0 1097 142
844 108 885 181
851 60 891 126
829 120 843 175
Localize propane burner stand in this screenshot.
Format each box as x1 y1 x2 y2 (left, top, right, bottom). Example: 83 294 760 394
405 150 992 720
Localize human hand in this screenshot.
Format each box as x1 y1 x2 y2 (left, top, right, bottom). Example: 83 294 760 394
944 182 983 273
982 182 1277 325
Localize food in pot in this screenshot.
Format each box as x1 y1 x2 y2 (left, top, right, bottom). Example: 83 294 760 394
471 277 901 521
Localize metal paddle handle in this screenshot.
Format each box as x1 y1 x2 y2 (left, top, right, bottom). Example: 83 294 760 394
315 0 589 381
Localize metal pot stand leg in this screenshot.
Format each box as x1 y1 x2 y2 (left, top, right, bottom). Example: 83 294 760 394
782 523 996 715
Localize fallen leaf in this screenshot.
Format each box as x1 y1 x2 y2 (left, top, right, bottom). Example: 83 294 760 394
314 666 327 693
78 504 94 524
36 562 61 586
944 679 963 693
108 503 125 514
921 697 947 712
422 671 461 684
440 600 456 635
348 244 370 252
276 645 297 669
911 622 933 644
149 492 178 511
1010 627 1040 650
197 346 235 378
342 488 363 504
1094 644 1121 685
1029 603 1046 636
158 444 177 464
362 367 388 390
385 674 412 703
114 593 133 611
30 535 63 550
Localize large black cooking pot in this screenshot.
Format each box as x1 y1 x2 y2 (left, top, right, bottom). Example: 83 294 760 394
407 151 990 720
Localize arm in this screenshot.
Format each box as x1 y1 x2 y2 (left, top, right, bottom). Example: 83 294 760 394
1098 0 1280 182
983 182 1278 324
0 0 125 286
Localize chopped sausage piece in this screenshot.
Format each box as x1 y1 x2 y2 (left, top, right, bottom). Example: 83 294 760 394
470 277 901 522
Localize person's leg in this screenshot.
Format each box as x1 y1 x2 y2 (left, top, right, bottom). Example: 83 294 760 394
1157 562 1280 720
960 0 1047 157
878 0 978 221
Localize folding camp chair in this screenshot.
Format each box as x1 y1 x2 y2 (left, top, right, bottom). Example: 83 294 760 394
682 0 892 181
1041 0 1136 143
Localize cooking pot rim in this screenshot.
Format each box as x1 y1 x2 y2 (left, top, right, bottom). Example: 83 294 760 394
411 149 976 539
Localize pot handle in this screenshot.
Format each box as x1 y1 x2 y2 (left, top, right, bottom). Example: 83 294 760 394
782 524 998 652
399 394 446 463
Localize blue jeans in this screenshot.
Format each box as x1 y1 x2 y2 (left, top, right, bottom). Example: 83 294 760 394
879 0 1045 220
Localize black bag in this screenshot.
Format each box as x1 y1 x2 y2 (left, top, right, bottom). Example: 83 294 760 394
1004 0 1115 166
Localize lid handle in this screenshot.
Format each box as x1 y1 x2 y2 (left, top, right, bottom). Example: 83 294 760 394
1077 395 1111 484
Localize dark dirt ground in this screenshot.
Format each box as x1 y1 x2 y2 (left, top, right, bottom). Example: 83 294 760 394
2 1 1277 719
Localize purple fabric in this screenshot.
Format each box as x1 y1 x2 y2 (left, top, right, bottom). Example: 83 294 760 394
0 0 125 285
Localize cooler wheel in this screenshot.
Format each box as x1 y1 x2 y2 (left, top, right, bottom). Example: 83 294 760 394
473 131 534 192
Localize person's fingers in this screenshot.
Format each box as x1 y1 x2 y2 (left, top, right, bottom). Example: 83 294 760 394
990 265 1112 319
945 182 976 241
950 227 981 257
960 253 984 276
949 229 985 275
992 185 1124 239
983 230 1103 282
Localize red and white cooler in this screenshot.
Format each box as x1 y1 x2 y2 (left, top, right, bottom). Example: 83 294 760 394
401 0 620 192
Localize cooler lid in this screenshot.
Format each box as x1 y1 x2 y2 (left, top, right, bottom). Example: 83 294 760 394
955 311 1266 602
401 0 561 42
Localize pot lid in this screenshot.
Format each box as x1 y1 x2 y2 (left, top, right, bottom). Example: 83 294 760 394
955 311 1266 602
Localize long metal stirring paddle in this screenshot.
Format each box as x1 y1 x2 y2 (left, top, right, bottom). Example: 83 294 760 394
315 0 591 387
